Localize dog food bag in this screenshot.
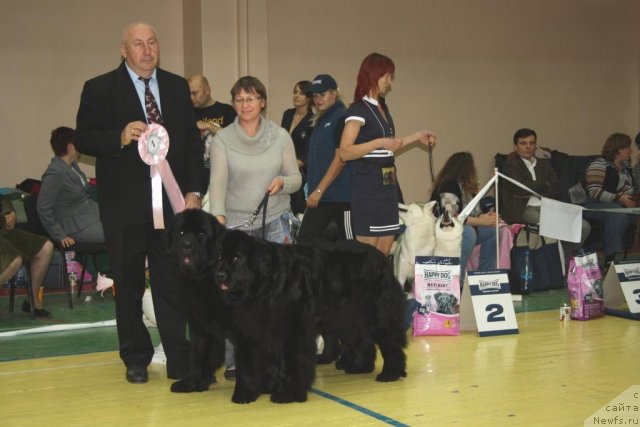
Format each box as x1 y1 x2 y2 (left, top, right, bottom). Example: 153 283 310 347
413 256 461 336
567 250 604 321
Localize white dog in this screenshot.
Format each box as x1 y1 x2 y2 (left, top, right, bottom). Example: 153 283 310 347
434 211 463 258
394 201 437 286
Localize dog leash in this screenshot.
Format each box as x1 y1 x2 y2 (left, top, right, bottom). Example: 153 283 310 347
427 145 435 184
227 192 269 239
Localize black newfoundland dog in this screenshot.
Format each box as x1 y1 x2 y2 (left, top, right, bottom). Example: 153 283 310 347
166 209 232 393
215 229 407 404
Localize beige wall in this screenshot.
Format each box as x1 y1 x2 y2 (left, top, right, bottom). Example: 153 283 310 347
0 0 186 185
2 0 639 205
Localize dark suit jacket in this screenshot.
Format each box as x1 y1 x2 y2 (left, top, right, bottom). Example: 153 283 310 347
75 61 202 227
500 152 561 224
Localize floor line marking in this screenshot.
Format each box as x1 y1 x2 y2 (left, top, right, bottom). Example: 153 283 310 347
311 387 410 427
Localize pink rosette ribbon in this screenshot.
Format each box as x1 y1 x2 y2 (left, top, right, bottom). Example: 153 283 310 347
138 124 185 229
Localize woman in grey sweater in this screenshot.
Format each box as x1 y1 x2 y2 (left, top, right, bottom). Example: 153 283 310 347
209 76 301 243
208 76 302 378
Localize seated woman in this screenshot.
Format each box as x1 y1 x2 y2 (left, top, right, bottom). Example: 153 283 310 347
430 152 498 280
37 126 104 247
584 132 636 266
1 195 54 318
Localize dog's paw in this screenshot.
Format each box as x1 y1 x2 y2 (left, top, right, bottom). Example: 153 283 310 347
270 390 307 403
344 365 375 374
341 359 375 374
375 370 407 382
231 389 259 404
170 378 210 393
317 353 338 365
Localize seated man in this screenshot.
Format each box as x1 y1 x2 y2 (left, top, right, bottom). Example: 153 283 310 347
501 128 590 264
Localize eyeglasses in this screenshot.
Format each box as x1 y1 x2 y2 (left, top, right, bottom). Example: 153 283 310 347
233 96 262 105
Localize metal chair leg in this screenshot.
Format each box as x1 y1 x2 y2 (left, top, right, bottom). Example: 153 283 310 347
59 250 74 309
8 276 16 312
77 255 89 298
24 260 35 319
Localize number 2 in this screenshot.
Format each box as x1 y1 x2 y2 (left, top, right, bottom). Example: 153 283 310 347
486 304 505 322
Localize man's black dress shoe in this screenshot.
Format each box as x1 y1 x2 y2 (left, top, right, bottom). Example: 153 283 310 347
126 365 148 384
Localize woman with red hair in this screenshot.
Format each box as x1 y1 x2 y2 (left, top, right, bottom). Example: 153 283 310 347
340 53 437 256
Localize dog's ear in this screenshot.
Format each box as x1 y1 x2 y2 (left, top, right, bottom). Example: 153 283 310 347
431 202 441 218
207 213 226 242
424 201 438 218
165 211 183 253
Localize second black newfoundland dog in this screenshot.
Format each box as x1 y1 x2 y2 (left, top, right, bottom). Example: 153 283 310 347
215 229 407 404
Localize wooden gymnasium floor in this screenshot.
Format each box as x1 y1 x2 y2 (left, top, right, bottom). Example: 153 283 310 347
0 292 638 426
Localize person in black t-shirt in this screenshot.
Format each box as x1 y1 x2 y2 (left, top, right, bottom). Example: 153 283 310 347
188 74 237 191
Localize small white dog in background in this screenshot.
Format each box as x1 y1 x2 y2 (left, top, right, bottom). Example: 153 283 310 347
393 201 437 286
434 210 464 257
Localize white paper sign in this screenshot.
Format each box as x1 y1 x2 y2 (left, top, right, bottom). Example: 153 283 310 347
539 197 583 243
612 261 640 314
467 270 519 336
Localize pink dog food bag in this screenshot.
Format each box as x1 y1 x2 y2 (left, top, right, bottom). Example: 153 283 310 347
567 251 604 320
413 256 461 336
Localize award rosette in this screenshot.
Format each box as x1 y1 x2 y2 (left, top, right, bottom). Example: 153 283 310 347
138 123 185 229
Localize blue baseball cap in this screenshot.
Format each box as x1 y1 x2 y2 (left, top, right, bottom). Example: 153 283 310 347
307 74 337 94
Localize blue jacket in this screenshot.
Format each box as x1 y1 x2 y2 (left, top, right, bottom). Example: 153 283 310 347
306 101 351 202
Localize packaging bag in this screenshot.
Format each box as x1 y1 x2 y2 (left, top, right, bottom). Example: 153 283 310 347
413 256 461 336
567 250 604 320
509 225 563 293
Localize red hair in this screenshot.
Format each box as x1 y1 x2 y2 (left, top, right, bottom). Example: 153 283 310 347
353 53 395 103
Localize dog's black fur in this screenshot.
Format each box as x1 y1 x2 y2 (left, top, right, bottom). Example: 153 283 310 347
215 230 407 404
166 209 231 393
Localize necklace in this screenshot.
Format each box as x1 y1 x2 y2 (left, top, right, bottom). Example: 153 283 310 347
364 100 388 137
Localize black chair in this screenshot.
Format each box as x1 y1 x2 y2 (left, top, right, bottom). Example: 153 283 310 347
22 194 108 306
7 260 35 319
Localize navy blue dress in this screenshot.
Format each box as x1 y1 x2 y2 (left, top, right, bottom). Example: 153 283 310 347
344 96 399 236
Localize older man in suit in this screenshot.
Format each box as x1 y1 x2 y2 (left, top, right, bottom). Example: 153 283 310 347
75 22 203 384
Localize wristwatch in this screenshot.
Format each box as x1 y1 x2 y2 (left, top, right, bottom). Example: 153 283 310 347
192 192 203 200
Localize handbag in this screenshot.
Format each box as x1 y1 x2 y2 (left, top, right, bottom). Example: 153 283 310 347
509 225 564 293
